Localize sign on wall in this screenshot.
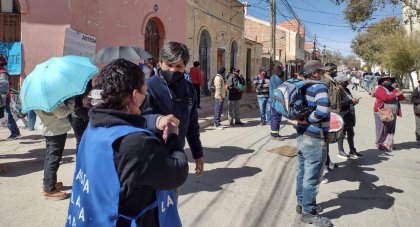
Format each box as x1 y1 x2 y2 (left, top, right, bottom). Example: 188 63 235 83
0 42 22 75
63 28 96 58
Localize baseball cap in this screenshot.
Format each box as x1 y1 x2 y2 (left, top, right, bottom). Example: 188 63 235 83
303 60 331 76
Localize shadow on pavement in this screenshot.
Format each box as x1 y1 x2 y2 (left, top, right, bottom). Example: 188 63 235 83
319 149 403 220
185 146 255 164
179 166 262 195
393 141 419 150
0 148 75 177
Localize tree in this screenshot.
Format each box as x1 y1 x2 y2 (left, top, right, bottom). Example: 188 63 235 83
333 0 419 30
351 17 403 65
324 50 343 66
380 30 420 83
343 55 361 70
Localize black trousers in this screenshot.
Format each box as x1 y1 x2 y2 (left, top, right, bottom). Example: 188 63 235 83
70 117 88 152
43 133 67 192
193 84 201 108
338 123 355 151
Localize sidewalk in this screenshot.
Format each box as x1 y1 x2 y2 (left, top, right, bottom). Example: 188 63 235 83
197 92 258 128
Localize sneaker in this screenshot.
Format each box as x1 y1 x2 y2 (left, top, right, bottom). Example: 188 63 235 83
214 124 224 130
43 190 67 201
229 120 234 126
235 121 245 125
378 144 387 151
271 136 284 141
6 134 21 141
260 121 266 126
321 178 329 184
326 162 338 171
337 150 350 159
300 212 332 227
296 204 323 215
349 149 362 158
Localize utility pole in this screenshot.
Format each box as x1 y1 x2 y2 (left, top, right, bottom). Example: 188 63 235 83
270 0 276 74
312 34 317 60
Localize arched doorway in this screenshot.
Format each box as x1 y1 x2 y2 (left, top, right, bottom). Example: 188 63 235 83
144 19 160 59
230 40 238 69
199 29 211 96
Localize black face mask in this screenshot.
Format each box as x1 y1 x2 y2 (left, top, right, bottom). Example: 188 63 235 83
161 70 184 84
330 71 337 77
384 81 393 87
341 81 349 87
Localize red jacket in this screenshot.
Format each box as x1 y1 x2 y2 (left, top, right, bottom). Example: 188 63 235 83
374 85 405 117
189 67 202 85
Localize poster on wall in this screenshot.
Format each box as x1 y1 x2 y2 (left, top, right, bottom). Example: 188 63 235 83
0 42 22 75
63 28 96 58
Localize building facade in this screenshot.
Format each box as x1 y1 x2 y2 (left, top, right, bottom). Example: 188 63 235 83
186 0 247 95
244 14 305 79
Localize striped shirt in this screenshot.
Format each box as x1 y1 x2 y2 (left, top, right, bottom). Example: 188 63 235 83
296 82 331 139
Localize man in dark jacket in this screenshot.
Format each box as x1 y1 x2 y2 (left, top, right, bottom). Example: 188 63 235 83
335 73 363 159
227 67 245 126
412 79 420 145
144 42 204 176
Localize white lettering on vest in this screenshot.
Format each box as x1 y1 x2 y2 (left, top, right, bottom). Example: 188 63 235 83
76 195 81 208
161 194 175 213
82 179 89 194
78 207 85 222
70 192 74 205
67 214 71 225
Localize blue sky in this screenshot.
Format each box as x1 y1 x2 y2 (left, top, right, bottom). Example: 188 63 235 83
245 0 402 57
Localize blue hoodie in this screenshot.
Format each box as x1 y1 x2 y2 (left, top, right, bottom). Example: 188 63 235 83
144 71 203 159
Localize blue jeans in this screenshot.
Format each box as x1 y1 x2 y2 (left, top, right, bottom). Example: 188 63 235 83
257 96 269 123
296 135 327 214
27 110 37 130
213 98 224 126
5 97 20 136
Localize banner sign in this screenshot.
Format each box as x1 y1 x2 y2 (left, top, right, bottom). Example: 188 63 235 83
0 42 22 75
63 28 96 58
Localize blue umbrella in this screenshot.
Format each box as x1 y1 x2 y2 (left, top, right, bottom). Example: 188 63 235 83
20 55 99 112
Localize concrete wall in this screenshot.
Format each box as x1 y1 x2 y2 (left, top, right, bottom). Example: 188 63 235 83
19 0 70 78
186 0 245 93
69 0 188 52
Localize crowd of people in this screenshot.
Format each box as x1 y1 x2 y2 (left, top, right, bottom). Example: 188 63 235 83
2 39 420 226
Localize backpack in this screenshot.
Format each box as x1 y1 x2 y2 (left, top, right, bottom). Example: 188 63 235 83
324 75 341 113
208 75 218 92
272 78 323 120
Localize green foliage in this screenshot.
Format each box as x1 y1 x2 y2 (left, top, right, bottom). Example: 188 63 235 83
351 17 403 65
333 0 418 30
380 31 420 74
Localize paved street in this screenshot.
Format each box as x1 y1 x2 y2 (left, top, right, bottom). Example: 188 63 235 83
1 89 420 227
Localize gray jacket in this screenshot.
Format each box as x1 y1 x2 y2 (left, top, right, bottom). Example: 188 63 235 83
34 101 74 136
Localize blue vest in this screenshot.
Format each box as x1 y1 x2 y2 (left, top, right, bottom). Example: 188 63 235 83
66 124 182 227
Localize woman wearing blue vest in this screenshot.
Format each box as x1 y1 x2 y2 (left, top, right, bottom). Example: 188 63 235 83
67 59 189 227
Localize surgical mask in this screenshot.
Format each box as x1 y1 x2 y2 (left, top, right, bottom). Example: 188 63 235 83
383 81 392 87
161 70 184 84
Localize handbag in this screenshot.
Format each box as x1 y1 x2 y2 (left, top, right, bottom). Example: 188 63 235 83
378 107 394 122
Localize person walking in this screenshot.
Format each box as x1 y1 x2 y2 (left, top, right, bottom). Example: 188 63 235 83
0 55 21 140
335 73 363 159
254 68 270 125
213 67 226 129
226 67 245 126
295 60 332 227
66 59 188 226
374 75 405 151
412 79 420 145
144 42 204 176
269 65 284 140
189 61 203 109
35 100 74 200
351 76 359 90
